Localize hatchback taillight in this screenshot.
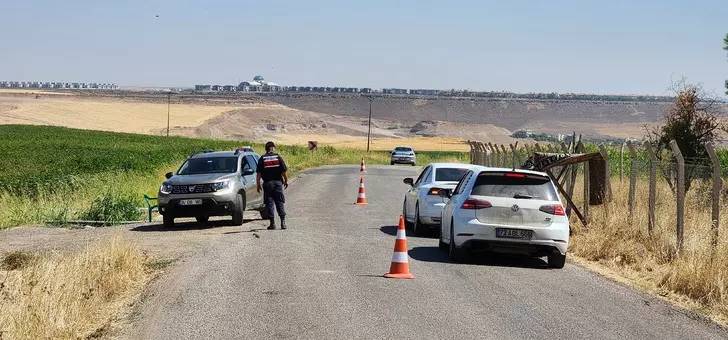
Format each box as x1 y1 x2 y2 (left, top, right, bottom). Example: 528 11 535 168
428 187 443 195
461 198 492 209
539 204 565 216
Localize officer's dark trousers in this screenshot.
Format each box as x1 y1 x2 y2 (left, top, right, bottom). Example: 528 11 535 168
263 180 286 219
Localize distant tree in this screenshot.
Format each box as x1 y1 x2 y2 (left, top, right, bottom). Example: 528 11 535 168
648 81 726 191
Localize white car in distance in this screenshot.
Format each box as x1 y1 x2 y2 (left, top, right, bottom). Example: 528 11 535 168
402 163 480 236
439 166 569 268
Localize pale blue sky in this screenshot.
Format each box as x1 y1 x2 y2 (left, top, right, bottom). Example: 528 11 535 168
1 0 726 97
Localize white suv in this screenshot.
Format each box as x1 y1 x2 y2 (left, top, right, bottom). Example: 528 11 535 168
439 166 569 268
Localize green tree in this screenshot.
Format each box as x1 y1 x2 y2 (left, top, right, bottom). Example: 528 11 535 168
649 82 725 191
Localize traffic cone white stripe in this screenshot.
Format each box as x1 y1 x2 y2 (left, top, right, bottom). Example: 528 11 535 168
391 251 409 263
396 229 407 239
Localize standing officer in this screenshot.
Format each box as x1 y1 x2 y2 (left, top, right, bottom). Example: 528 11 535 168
256 141 289 230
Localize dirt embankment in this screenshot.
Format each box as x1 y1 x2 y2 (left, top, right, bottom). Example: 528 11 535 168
265 94 672 138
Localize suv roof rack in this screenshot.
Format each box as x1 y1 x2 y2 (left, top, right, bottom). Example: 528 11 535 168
189 149 215 158
234 146 254 155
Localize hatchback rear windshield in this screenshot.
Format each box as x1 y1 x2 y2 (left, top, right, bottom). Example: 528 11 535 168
394 147 412 152
471 172 557 201
435 168 469 182
178 157 238 175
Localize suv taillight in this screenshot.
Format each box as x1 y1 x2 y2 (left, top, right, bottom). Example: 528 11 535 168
539 204 565 216
461 198 492 209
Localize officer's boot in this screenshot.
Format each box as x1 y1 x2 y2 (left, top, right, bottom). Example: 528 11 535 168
267 218 276 230
280 217 287 230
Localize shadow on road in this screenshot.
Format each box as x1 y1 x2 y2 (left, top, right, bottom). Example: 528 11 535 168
409 246 549 269
378 225 438 239
131 219 257 232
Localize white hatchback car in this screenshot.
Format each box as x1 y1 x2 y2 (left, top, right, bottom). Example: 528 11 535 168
439 166 569 268
402 163 480 236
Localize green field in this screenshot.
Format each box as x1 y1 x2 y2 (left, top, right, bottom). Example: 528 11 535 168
0 125 467 228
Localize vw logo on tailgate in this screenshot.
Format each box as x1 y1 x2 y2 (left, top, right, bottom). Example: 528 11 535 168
511 204 520 212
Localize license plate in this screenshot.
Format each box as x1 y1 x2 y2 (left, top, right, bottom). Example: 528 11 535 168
179 199 202 206
496 228 532 240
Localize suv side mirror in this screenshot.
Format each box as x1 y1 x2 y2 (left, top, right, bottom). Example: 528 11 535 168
242 168 255 176
165 172 174 179
439 188 452 198
403 177 414 186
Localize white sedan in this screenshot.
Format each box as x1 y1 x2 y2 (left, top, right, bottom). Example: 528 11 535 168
402 163 481 236
439 166 569 268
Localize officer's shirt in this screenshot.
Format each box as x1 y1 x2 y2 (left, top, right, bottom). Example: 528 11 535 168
257 152 288 182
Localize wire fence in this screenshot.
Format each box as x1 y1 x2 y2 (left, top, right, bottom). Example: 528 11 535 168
467 139 726 255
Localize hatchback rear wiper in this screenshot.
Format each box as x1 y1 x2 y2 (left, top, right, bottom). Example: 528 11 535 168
513 193 535 199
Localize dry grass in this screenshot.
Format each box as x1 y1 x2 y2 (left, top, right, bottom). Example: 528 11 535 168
568 175 728 324
0 94 235 135
275 134 471 151
0 236 150 339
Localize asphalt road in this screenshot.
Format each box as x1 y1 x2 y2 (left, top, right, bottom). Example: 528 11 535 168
132 165 727 340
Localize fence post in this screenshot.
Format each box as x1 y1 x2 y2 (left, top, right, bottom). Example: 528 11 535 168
669 140 685 254
627 143 637 222
620 142 625 183
644 142 657 237
480 143 490 165
489 143 498 167
583 152 590 223
598 144 612 201
705 143 721 248
500 144 508 168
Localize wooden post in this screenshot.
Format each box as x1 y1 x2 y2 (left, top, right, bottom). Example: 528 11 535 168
620 142 625 183
705 143 721 248
598 144 612 201
565 141 583 216
669 140 685 254
644 142 657 236
627 143 637 222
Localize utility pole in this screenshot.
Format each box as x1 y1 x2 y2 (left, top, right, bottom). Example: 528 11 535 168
365 95 373 152
166 90 176 137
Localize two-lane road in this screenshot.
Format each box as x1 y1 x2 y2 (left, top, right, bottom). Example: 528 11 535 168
133 165 727 339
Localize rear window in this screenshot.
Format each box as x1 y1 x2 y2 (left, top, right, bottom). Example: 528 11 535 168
435 168 469 182
394 147 412 152
471 172 557 201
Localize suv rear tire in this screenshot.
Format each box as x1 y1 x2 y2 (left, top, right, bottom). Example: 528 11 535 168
163 214 174 227
232 194 245 225
548 253 566 269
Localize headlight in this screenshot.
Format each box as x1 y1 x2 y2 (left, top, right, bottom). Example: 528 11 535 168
160 183 173 194
212 180 230 191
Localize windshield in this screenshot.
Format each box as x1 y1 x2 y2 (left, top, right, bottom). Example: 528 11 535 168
435 168 469 182
471 172 557 201
394 147 413 152
178 157 238 175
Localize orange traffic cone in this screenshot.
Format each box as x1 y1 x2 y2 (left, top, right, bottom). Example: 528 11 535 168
360 158 366 173
354 176 368 205
384 215 414 279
